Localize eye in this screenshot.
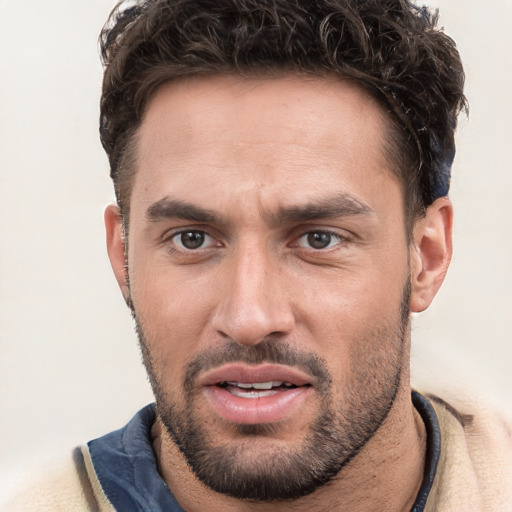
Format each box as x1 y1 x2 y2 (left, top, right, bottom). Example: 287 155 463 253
171 230 217 250
296 231 343 250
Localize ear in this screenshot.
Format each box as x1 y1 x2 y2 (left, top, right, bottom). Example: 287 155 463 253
409 197 453 313
105 204 130 304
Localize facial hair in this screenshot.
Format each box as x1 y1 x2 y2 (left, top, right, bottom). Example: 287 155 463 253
133 280 411 502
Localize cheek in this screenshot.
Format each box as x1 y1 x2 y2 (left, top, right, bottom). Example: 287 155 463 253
297 266 407 334
294 265 408 384
129 264 215 379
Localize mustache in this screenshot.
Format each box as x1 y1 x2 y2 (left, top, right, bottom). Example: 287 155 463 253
183 338 332 394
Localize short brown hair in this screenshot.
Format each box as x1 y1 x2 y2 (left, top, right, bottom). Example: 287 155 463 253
99 0 467 226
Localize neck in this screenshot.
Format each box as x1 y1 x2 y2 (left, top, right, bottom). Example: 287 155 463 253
152 379 426 512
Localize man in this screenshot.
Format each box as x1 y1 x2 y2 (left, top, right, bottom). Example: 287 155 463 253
3 0 511 511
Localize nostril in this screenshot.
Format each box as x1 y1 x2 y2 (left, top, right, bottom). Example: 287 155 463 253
211 294 295 346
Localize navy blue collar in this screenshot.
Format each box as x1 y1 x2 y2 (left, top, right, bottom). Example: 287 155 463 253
89 392 440 512
88 404 184 512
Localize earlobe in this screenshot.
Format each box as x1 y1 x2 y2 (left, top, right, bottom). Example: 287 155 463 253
104 204 130 303
409 197 453 313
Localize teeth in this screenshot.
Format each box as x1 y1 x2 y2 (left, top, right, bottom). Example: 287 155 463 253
220 381 298 398
237 382 255 389
224 381 285 390
252 382 277 390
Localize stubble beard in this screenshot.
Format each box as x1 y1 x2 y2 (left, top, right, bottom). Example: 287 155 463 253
132 281 411 502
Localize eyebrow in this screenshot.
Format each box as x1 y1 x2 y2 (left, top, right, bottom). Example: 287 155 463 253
145 192 374 226
146 198 223 224
267 193 375 225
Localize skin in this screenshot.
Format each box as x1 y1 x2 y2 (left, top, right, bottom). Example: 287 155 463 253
105 74 453 511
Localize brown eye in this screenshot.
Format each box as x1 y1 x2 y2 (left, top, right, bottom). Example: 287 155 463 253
307 232 331 249
172 231 214 250
297 231 342 250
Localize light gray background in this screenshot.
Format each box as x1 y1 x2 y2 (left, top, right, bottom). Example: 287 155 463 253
1 0 511 483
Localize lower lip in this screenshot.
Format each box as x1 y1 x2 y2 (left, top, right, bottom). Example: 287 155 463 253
203 385 312 424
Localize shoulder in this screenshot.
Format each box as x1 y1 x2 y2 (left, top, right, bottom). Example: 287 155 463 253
1 446 115 512
423 391 512 512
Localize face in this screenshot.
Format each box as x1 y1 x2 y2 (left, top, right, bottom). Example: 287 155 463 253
110 75 415 500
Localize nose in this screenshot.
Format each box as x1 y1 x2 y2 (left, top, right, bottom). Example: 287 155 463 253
211 243 295 345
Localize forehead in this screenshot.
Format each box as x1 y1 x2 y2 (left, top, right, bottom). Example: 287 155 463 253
133 74 400 218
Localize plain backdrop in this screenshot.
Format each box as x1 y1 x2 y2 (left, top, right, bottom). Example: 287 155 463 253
1 0 511 484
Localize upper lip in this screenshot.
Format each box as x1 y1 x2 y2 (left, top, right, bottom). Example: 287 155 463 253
200 363 314 387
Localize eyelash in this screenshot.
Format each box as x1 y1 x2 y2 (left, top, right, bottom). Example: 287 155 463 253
294 230 346 251
166 230 220 252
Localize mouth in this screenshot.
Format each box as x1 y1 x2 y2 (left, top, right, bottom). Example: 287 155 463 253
200 364 314 425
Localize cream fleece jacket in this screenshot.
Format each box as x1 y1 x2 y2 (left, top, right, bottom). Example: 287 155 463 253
2 394 511 511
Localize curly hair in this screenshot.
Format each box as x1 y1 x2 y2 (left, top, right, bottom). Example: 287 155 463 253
99 0 467 227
